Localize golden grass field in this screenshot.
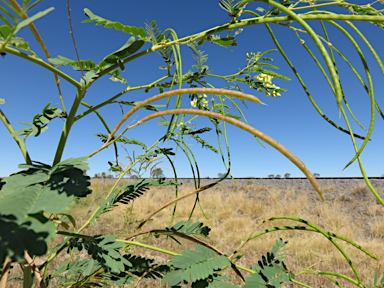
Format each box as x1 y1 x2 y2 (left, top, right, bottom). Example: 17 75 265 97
8 178 383 287
57 178 384 287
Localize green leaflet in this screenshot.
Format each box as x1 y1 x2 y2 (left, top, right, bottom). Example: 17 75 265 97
13 7 54 34
48 55 99 71
81 71 98 86
163 245 231 285
101 36 146 70
218 0 244 16
83 8 147 39
0 25 12 38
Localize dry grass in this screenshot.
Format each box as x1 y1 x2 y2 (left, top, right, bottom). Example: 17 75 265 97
8 179 384 287
88 179 384 287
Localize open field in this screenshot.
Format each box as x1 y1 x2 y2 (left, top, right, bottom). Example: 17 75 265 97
9 178 384 287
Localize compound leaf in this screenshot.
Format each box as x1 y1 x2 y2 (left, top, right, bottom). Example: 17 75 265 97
166 220 211 238
83 8 147 39
68 234 131 274
164 245 231 285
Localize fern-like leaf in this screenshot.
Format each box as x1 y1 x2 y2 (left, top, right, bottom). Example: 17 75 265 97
219 0 243 16
190 134 218 154
93 178 180 219
145 20 172 63
243 239 291 288
95 133 147 149
188 42 209 72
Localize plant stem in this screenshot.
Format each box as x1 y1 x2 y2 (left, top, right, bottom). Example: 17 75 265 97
53 88 85 166
0 109 31 164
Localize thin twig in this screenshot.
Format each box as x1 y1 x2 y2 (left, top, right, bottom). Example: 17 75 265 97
136 182 218 231
67 0 84 76
24 252 46 288
0 256 12 288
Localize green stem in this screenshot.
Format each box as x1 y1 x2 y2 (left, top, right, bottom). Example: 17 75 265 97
0 109 31 164
264 216 363 285
244 10 368 140
290 278 313 288
80 102 119 163
90 13 384 84
116 239 255 275
53 88 85 166
4 47 81 89
260 0 343 111
246 226 375 259
291 2 347 10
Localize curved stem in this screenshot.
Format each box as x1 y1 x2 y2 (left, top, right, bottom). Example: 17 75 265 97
105 88 265 145
130 109 324 202
264 216 363 285
0 109 31 164
243 10 369 141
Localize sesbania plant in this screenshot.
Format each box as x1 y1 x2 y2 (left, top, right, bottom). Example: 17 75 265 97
0 0 384 287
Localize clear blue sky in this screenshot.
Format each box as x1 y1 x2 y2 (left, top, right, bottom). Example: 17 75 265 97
1 1 383 178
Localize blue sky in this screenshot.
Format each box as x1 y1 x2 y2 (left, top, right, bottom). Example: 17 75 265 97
1 0 383 178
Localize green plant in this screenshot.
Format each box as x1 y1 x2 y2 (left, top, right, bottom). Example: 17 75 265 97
1 0 384 287
284 173 291 178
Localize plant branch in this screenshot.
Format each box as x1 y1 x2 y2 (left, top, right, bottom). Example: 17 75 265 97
0 109 31 164
66 0 84 77
0 256 12 288
53 88 86 165
130 108 325 202
105 88 265 145
24 252 46 288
